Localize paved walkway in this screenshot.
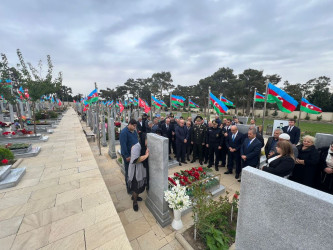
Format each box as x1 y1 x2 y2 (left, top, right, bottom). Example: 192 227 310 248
0 108 131 249
88 124 241 250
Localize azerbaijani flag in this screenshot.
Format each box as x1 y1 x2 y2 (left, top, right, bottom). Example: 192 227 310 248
220 96 234 107
255 92 275 103
87 89 98 104
124 100 128 107
24 88 29 99
210 93 228 114
172 103 179 109
189 99 199 108
171 95 185 106
18 86 24 95
160 100 168 107
267 83 298 113
108 100 114 107
133 98 138 106
300 98 322 114
151 96 162 109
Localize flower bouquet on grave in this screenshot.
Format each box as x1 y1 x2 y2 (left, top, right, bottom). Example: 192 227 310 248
114 121 121 127
168 167 220 197
2 131 16 137
18 129 33 135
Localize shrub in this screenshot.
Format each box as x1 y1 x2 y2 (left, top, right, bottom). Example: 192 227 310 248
294 115 298 120
305 114 310 120
192 183 239 249
48 111 58 119
317 115 322 121
0 147 14 161
272 110 278 116
265 110 268 116
237 112 242 116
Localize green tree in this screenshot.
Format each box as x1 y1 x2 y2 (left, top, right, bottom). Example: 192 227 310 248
307 76 332 112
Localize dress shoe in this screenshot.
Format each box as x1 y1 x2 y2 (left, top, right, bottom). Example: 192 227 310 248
181 161 187 164
133 202 138 212
224 171 232 174
131 196 143 201
235 174 239 179
238 179 241 182
215 166 219 171
187 158 190 161
199 162 203 165
169 156 172 160
207 165 212 168
179 162 182 166
191 160 195 163
204 160 208 164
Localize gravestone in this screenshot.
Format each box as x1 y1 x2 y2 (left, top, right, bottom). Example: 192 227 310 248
145 133 172 227
236 167 333 250
108 117 117 159
19 101 25 117
26 102 32 119
134 110 139 120
191 113 197 121
238 116 249 124
101 114 107 147
176 112 182 118
93 113 98 134
315 133 333 149
236 124 257 135
8 104 14 123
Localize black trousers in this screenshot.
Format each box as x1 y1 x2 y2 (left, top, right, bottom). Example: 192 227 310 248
203 144 209 162
220 145 227 166
209 144 220 167
227 150 241 174
193 143 203 162
176 142 186 162
186 143 192 159
172 139 177 155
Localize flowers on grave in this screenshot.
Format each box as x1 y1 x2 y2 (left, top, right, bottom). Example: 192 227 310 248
2 131 17 136
233 193 239 200
164 180 191 210
11 132 16 135
1 159 8 164
0 121 12 128
18 129 33 135
169 167 210 187
114 121 121 127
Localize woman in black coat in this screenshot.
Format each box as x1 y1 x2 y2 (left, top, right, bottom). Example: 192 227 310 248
290 135 319 188
262 140 295 177
318 142 333 194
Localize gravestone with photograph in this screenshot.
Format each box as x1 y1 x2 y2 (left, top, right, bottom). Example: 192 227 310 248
315 133 333 149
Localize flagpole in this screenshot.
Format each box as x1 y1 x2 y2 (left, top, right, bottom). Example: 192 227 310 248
219 93 223 119
207 86 211 120
188 96 190 118
261 80 269 135
297 91 304 127
95 82 101 156
252 88 257 119
170 91 172 114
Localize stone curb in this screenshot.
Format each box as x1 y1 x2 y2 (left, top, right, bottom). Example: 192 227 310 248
11 158 23 169
175 232 194 250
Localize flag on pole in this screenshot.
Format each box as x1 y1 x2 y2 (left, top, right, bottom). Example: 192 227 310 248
171 95 185 106
24 88 29 99
115 101 119 108
210 93 228 114
267 83 298 113
151 96 162 109
172 103 179 109
124 100 128 107
160 100 168 107
119 100 124 113
189 99 199 108
220 96 235 107
255 92 275 103
133 98 138 106
87 89 98 104
139 98 146 108
300 98 322 114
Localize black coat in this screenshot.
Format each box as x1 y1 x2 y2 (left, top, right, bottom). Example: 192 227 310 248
264 137 279 158
318 147 333 194
161 123 172 139
206 127 223 146
191 124 206 144
226 132 243 151
282 126 301 145
240 138 262 167
262 156 295 177
291 145 319 188
175 126 189 143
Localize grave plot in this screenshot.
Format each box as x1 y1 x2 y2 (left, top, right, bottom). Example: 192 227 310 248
0 165 26 190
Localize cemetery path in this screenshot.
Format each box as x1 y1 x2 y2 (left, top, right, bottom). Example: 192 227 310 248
87 125 241 250
0 108 131 250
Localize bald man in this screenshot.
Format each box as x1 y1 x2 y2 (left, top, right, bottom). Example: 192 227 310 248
225 125 243 179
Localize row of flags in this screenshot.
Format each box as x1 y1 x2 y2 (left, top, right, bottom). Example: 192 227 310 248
82 84 322 115
255 83 322 114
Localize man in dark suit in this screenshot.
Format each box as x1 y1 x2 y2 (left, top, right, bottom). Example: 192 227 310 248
185 121 193 161
206 120 224 171
265 128 283 158
175 119 189 166
219 119 232 167
241 127 262 170
137 117 145 143
282 119 301 145
242 126 265 148
225 125 243 178
161 118 173 158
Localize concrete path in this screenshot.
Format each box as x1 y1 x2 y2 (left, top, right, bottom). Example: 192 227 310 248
0 108 131 250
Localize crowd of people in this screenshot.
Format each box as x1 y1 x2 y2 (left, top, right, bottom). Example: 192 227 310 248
120 114 333 211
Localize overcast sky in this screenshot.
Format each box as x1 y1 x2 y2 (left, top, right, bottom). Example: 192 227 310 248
1 0 332 95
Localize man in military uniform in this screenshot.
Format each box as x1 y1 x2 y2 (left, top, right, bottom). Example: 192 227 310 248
206 120 224 171
190 117 206 165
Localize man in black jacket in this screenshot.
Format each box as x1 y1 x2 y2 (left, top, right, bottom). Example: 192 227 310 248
225 125 243 177
282 119 301 145
185 121 193 161
175 119 189 165
161 118 173 158
265 128 283 158
191 117 206 165
241 128 262 170
206 120 224 171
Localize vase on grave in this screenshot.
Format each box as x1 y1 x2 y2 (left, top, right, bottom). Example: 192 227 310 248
171 209 183 230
